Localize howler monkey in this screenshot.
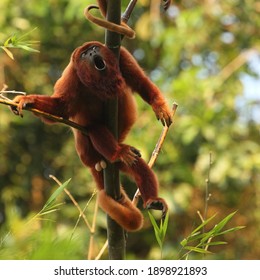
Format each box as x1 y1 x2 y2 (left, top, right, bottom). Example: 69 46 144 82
12 42 172 231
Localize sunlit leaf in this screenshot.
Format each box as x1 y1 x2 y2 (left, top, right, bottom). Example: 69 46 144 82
184 246 212 254
42 178 71 210
0 46 14 60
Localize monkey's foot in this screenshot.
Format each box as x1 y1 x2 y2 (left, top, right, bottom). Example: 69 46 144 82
130 146 141 158
146 198 168 219
116 144 141 166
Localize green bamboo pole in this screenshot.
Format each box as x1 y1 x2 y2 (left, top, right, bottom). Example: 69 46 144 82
103 0 125 260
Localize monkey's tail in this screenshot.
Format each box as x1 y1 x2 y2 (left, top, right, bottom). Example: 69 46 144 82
98 188 143 231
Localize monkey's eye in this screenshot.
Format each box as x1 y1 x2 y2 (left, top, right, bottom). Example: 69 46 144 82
80 46 98 58
80 46 106 71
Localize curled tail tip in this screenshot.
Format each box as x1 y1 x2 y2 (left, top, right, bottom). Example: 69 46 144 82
98 189 144 231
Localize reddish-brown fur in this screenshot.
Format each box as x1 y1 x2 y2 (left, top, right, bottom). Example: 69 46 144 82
13 41 172 231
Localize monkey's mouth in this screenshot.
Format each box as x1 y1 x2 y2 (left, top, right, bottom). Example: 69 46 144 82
93 55 106 71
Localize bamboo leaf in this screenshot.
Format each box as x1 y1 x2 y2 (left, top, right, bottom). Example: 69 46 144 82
214 226 245 236
184 232 207 243
42 178 71 210
0 46 14 60
191 213 217 235
180 238 187 247
148 211 160 232
162 211 169 238
200 229 215 244
212 211 237 234
17 44 40 53
37 209 59 216
206 241 227 246
148 211 162 248
184 246 212 254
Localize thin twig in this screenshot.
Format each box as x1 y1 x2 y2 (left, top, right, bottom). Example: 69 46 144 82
88 195 100 260
197 210 204 223
95 240 108 260
121 0 138 23
203 152 212 222
49 175 92 231
0 90 26 95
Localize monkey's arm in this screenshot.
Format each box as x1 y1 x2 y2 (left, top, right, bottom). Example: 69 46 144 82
12 94 69 122
119 47 172 127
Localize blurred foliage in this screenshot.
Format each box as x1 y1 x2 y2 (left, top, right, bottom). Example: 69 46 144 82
0 0 260 259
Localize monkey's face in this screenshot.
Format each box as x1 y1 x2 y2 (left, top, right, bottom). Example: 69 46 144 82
72 41 125 100
80 45 107 72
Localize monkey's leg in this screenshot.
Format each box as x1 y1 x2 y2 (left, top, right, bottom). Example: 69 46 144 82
119 158 168 217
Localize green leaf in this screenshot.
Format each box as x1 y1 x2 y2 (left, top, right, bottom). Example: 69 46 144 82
214 226 246 236
42 178 71 210
162 211 169 238
184 246 212 254
148 211 162 248
148 211 169 249
17 44 40 53
38 208 59 216
183 232 206 244
191 213 218 235
206 241 227 246
148 211 160 230
180 238 187 247
212 211 238 234
200 229 215 244
0 46 14 60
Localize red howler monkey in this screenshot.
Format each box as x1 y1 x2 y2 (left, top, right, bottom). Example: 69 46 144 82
12 42 172 231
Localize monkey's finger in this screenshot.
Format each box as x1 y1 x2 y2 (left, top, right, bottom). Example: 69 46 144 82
160 117 166 127
159 110 172 127
164 114 173 127
121 151 139 166
130 147 141 158
10 105 20 115
10 104 24 118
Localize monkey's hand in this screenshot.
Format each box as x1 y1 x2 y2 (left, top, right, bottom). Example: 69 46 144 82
152 101 172 127
114 144 141 166
11 95 36 117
